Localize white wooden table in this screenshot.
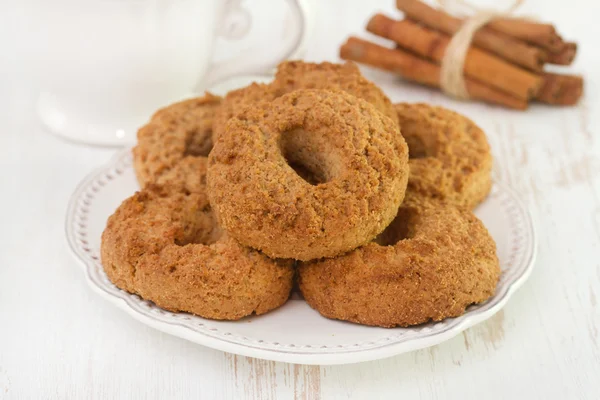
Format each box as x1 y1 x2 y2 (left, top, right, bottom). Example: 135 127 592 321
1 0 599 398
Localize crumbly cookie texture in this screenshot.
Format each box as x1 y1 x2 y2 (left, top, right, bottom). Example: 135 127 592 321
133 94 222 193
212 61 398 142
274 61 398 126
298 198 501 328
395 103 493 209
208 89 409 261
212 83 277 144
100 178 294 321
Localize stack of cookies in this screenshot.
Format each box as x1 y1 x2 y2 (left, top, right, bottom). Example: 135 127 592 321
101 61 501 328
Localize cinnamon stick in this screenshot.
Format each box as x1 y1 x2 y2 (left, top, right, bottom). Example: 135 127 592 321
367 15 542 100
535 72 583 105
340 37 527 110
547 42 578 65
487 18 565 52
395 0 546 71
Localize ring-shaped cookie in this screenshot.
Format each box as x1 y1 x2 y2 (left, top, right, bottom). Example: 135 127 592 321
297 198 501 327
134 94 221 193
212 61 399 142
101 169 294 321
274 61 398 125
208 89 409 261
396 103 493 209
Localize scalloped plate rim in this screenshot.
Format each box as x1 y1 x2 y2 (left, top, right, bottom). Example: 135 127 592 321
65 148 537 365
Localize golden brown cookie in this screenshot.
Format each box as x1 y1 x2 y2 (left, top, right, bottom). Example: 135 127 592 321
212 83 277 145
133 94 221 193
298 198 501 328
395 103 493 209
101 163 294 321
212 61 399 142
274 61 398 125
208 89 409 261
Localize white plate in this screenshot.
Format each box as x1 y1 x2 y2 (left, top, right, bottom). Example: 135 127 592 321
66 149 537 365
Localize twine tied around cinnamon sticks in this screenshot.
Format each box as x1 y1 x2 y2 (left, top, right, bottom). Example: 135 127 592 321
340 0 583 109
438 0 526 100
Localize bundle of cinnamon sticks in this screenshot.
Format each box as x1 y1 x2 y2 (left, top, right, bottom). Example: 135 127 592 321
340 0 583 110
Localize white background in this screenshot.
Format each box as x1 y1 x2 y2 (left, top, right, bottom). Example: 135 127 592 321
1 0 599 398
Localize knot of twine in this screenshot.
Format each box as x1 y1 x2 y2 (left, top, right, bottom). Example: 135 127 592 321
438 0 525 99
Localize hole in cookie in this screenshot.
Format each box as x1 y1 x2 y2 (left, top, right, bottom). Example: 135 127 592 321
280 128 341 185
404 135 428 159
374 208 419 246
184 128 213 157
400 121 436 159
174 213 224 246
286 161 323 185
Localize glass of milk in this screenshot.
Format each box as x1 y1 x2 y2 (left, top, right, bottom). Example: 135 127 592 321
24 0 309 146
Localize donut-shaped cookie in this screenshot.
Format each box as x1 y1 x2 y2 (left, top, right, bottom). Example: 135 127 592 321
101 167 294 320
212 61 398 142
208 89 409 261
297 198 501 327
395 103 493 209
212 83 277 144
274 61 398 126
133 94 221 193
